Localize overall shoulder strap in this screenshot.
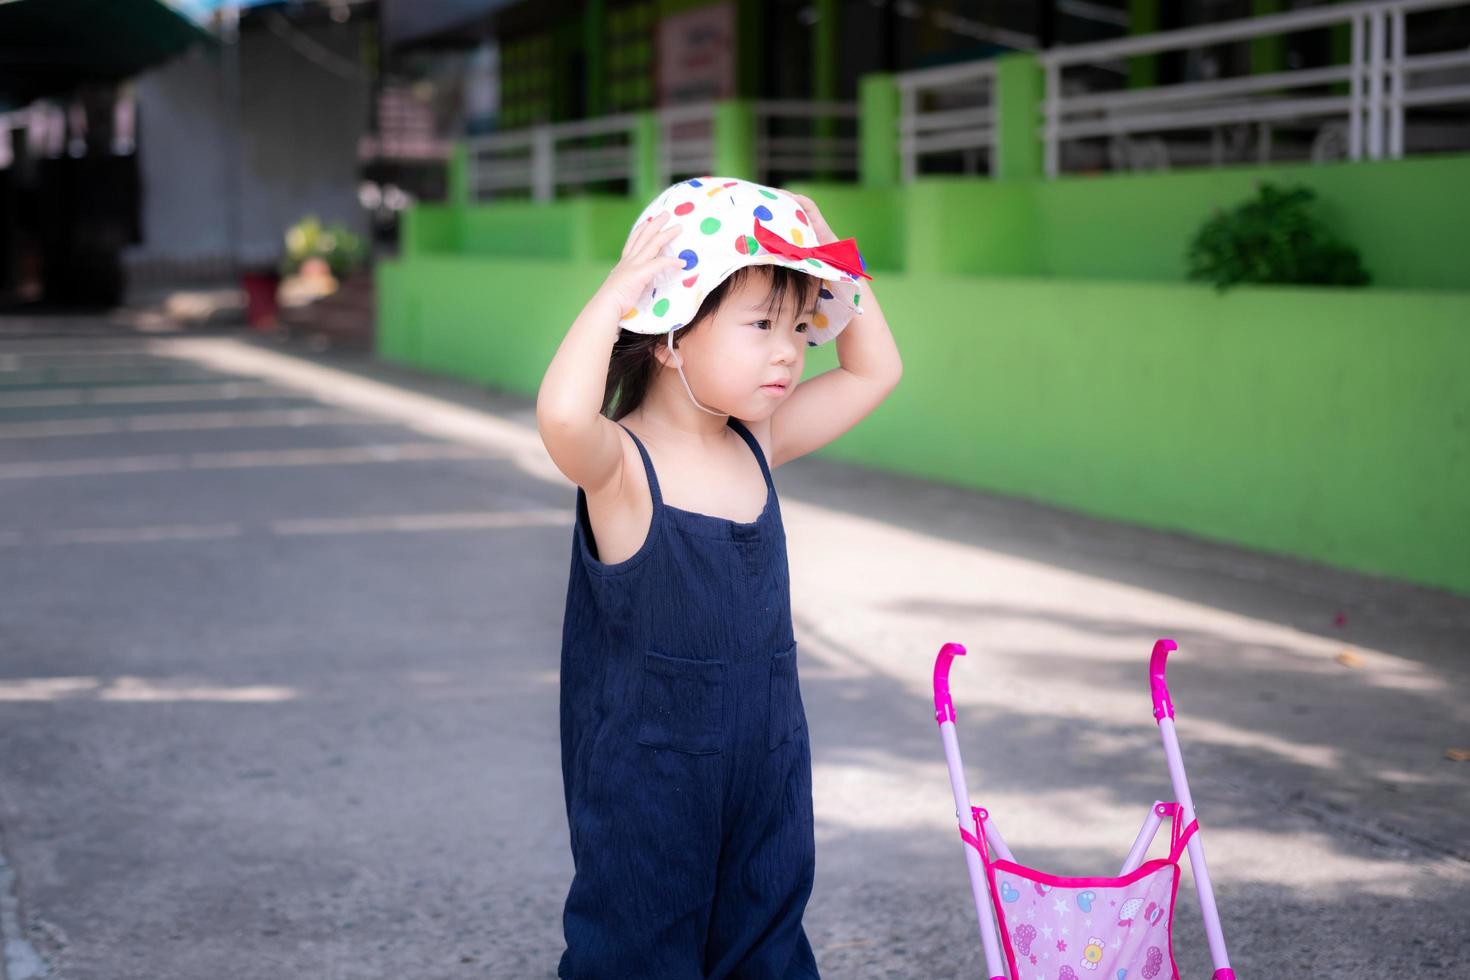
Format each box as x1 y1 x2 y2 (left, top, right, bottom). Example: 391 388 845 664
726 416 774 489
615 421 663 506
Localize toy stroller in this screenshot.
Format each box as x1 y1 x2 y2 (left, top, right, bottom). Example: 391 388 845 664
932 639 1236 980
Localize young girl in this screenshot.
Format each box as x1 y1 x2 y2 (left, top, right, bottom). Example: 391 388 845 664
536 176 901 979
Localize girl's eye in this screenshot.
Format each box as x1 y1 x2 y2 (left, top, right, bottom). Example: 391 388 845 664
752 319 771 330
796 322 809 333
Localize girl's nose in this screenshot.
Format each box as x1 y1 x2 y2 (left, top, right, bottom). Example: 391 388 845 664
774 333 799 364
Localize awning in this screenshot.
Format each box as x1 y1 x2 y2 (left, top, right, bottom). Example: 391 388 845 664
0 0 219 111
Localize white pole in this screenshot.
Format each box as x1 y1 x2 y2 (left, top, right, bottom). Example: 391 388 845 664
932 643 1009 979
938 721 1009 978
1118 802 1166 876
1158 717 1232 973
532 126 553 202
1367 9 1385 159
1349 13 1364 160
1389 7 1405 158
1148 639 1232 976
899 86 916 183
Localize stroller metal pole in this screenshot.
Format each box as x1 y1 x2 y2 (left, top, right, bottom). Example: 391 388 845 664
1150 640 1236 980
979 810 1016 863
934 644 1008 980
1118 801 1167 876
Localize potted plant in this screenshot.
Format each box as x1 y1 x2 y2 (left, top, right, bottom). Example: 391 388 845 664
276 216 364 314
276 215 373 348
1186 182 1370 292
280 215 365 282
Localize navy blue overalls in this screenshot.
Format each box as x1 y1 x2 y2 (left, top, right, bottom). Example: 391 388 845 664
557 415 819 980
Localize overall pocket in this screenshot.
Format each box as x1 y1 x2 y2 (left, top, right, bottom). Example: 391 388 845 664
767 641 805 750
636 651 725 755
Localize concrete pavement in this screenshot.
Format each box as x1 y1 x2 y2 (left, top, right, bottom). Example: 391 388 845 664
0 316 1466 978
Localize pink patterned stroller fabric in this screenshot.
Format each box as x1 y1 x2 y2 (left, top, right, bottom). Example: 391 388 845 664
934 640 1238 980
964 804 1198 980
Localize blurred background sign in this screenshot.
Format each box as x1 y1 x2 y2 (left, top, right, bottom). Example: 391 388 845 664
656 2 736 105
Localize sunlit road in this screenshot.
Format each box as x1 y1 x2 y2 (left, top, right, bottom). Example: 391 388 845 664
1 319 1466 979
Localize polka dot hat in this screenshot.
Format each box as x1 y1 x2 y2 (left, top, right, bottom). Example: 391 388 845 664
619 176 873 347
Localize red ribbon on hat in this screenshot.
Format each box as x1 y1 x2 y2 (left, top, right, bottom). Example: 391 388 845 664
752 219 873 281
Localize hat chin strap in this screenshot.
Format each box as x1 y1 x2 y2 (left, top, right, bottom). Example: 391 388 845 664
667 330 729 417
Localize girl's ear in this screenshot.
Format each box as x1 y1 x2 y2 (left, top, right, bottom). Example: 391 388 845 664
655 324 695 369
652 334 674 369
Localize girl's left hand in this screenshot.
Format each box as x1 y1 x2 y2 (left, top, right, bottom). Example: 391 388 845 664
785 191 839 246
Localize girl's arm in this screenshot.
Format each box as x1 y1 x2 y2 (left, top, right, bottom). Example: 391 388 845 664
766 193 903 468
536 212 683 491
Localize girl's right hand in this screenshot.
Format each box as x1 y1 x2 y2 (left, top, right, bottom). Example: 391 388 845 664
593 211 685 322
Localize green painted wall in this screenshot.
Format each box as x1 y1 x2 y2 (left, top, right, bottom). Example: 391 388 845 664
813 276 1470 597
859 73 900 189
381 155 1470 595
378 251 1470 595
400 205 457 257
900 154 1470 291
994 53 1043 181
903 180 1040 276
377 256 587 387
400 198 647 262
404 185 903 272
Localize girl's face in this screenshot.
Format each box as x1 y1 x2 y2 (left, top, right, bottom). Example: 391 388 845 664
655 268 816 420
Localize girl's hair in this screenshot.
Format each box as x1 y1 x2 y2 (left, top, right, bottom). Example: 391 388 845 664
602 264 820 421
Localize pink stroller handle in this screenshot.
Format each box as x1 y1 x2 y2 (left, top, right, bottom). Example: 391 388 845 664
932 643 1008 977
932 641 966 724
1149 637 1177 722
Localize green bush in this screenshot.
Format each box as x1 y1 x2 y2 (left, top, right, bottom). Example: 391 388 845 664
1186 182 1370 291
281 215 366 279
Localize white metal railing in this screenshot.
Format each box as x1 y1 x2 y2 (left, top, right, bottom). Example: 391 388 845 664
466 101 859 201
893 59 999 182
470 0 1467 192
753 99 860 177
889 0 1469 180
1039 0 1470 177
465 111 642 201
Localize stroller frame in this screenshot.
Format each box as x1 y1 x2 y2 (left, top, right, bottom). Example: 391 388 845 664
932 638 1236 979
